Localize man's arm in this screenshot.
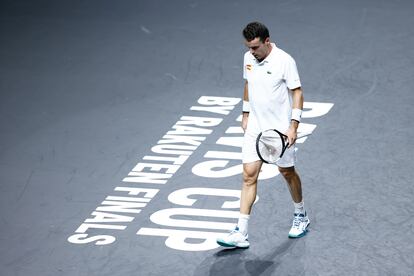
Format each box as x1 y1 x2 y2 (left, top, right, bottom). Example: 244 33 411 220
242 80 249 132
286 87 304 146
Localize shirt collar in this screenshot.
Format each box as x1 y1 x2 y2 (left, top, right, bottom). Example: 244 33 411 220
257 43 276 65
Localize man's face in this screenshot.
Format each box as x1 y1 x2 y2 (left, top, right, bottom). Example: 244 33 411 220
245 37 270 62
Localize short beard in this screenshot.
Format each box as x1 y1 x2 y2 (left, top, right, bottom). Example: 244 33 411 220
256 57 264 62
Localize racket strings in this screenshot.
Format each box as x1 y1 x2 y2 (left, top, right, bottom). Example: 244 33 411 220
258 131 284 163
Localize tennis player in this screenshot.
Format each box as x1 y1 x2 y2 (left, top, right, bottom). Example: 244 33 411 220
217 22 309 248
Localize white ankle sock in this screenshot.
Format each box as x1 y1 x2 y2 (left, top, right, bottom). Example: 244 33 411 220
237 213 250 236
294 200 305 214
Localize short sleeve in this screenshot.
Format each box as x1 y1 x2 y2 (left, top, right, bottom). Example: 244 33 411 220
284 55 301 89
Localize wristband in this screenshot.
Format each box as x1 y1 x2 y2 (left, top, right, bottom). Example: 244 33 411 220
291 108 302 122
243 100 250 113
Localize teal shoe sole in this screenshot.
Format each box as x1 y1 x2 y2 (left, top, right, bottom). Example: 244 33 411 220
288 229 308 238
216 239 249 248
288 223 310 239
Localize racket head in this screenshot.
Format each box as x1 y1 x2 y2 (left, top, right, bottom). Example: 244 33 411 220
256 129 288 164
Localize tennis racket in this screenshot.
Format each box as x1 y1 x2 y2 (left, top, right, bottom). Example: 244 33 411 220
255 129 311 164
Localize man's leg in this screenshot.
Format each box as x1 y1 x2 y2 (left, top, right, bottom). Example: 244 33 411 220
278 166 303 204
240 160 262 214
278 166 310 238
216 161 262 248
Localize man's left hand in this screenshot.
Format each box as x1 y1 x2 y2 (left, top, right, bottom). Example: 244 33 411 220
285 124 298 148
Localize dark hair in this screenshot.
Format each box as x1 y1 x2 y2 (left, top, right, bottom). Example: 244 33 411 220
242 22 270 42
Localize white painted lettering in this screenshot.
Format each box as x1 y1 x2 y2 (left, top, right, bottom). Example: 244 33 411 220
190 105 235 115
168 188 241 209
67 234 116 245
123 172 172 184
159 134 206 146
85 211 134 223
143 155 189 165
196 96 241 106
176 116 223 127
204 151 241 160
137 228 223 251
132 162 180 174
167 125 212 135
302 102 334 118
150 208 238 230
105 196 150 202
75 223 126 233
216 137 243 147
151 144 196 155
192 160 241 178
114 187 159 198
96 201 146 214
192 160 279 180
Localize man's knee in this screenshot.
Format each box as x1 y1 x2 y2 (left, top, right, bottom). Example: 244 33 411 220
243 162 261 187
278 166 296 179
243 173 257 187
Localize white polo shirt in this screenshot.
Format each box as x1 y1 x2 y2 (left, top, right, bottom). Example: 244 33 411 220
243 43 301 134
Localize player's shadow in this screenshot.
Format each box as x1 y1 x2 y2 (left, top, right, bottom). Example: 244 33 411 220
194 239 301 276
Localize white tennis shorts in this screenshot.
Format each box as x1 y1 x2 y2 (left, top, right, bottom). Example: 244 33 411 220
242 131 296 167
